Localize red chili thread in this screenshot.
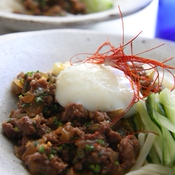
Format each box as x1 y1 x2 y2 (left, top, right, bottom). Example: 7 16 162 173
69 7 175 125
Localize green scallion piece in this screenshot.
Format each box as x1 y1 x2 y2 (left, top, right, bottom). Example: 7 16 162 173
85 144 94 152
38 145 45 153
89 164 101 173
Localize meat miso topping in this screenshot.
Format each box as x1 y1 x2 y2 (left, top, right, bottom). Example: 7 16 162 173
20 0 86 16
2 71 140 175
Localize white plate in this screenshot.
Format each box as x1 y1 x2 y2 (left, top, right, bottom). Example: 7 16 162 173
0 0 152 31
0 29 174 174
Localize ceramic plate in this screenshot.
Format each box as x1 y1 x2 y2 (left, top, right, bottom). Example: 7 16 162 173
0 0 152 31
0 29 174 174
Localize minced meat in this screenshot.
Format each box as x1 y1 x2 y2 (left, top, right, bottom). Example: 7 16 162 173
2 71 140 175
20 0 86 16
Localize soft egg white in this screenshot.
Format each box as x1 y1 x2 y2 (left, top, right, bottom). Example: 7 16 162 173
55 63 134 112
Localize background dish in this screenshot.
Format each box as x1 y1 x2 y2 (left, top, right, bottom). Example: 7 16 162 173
0 0 152 31
0 29 174 174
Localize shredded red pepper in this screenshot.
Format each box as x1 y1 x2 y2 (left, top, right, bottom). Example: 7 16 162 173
70 40 175 124
83 42 175 96
70 6 175 125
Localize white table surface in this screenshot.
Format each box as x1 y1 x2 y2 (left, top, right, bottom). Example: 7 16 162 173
0 0 158 38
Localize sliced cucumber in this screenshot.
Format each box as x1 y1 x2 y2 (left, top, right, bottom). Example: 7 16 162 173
81 0 113 13
148 147 161 164
159 88 175 139
132 133 156 170
135 102 163 162
146 94 175 133
135 89 175 167
162 128 175 167
159 88 175 125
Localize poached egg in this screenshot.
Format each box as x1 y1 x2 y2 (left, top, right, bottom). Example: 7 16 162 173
55 63 134 112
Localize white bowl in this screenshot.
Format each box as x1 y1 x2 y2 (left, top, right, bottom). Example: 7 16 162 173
0 0 152 31
0 29 174 174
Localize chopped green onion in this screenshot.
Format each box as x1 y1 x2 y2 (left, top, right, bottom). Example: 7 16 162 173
57 145 63 151
53 118 63 127
97 139 105 145
115 160 119 166
84 121 92 127
89 164 101 173
7 118 12 122
33 141 38 147
85 144 94 152
14 127 19 132
35 96 43 103
49 154 54 160
21 103 30 108
36 0 46 8
53 104 60 112
19 78 24 84
38 145 45 153
25 72 35 77
51 149 57 154
19 94 23 98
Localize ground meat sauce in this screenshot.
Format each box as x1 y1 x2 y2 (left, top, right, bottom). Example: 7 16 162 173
2 71 140 175
20 0 86 16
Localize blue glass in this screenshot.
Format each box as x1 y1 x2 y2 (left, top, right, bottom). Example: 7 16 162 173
156 0 175 41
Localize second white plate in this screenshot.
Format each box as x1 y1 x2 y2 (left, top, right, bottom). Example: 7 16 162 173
0 0 152 31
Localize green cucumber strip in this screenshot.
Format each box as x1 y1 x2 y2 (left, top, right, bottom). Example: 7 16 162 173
162 128 175 167
132 133 156 170
81 0 113 13
154 111 175 133
159 88 175 138
135 101 163 162
146 94 162 130
126 164 173 175
148 147 161 164
159 88 175 124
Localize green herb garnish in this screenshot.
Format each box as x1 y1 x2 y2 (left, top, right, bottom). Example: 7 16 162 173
89 164 101 173
14 127 20 132
97 139 105 145
33 141 38 147
53 117 63 127
38 145 45 153
49 154 54 160
25 71 35 77
36 0 46 8
19 78 24 84
35 96 43 103
57 145 63 151
21 103 30 108
85 144 94 152
84 121 92 127
19 94 23 98
8 118 12 122
51 148 57 154
115 160 119 166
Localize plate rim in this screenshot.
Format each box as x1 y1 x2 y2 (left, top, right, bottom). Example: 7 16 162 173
0 0 153 26
0 28 174 45
0 27 174 175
